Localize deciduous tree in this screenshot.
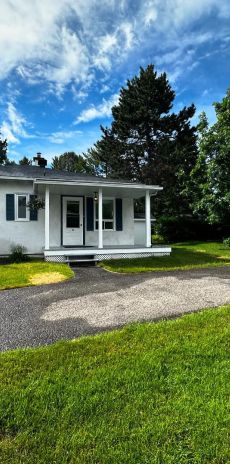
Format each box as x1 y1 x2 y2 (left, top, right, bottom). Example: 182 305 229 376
192 90 230 223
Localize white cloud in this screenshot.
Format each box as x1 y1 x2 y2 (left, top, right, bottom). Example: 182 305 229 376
93 21 135 72
144 3 158 26
75 93 119 123
47 130 83 144
0 0 229 95
0 103 32 144
100 84 110 94
0 121 20 144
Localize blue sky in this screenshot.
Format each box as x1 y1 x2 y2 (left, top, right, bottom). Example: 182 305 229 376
0 0 230 164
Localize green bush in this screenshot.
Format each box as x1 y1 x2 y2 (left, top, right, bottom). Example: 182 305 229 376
223 237 230 248
155 216 230 243
9 244 29 263
151 234 165 244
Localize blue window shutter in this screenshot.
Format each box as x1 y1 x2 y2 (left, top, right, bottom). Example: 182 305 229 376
6 194 15 220
116 198 123 231
29 195 38 221
86 197 94 231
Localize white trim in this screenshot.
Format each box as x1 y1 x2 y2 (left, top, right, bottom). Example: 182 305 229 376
98 187 103 249
94 197 116 231
145 190 151 248
62 196 84 246
45 185 50 250
0 175 163 190
34 179 163 190
134 218 156 222
0 176 35 181
15 193 29 221
44 246 172 256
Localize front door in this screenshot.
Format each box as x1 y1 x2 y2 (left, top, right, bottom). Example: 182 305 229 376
62 197 83 246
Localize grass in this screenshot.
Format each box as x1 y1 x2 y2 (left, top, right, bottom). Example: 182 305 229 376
0 305 229 463
99 241 230 273
0 261 74 290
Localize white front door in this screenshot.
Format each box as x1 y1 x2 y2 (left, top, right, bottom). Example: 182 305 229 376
62 197 83 246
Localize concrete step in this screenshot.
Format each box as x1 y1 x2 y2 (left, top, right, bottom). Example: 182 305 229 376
65 255 98 265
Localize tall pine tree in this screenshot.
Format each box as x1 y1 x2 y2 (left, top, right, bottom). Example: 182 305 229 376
0 133 8 165
52 152 93 174
86 65 197 216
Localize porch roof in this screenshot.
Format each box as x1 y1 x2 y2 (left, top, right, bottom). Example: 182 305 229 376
0 165 162 193
34 178 162 191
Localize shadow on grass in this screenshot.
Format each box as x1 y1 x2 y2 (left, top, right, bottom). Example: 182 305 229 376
101 247 230 272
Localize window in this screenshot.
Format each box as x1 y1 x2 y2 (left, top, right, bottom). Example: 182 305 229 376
15 194 29 221
66 200 80 228
95 198 115 230
134 197 145 219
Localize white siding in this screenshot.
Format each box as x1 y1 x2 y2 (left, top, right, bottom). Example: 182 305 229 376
0 180 45 254
85 197 134 246
134 220 146 245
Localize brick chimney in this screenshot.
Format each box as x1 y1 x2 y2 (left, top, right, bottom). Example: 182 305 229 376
33 153 47 168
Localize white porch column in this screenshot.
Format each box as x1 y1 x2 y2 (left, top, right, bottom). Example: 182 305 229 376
98 187 103 249
145 189 151 248
45 185 50 250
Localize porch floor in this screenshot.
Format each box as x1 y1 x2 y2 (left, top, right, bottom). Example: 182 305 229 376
44 245 172 262
46 245 170 251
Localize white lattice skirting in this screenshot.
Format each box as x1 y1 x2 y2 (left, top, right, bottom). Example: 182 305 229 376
45 255 66 262
94 252 170 260
44 251 170 262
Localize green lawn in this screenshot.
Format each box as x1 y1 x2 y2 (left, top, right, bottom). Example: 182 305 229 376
0 261 74 290
99 241 230 273
0 305 229 463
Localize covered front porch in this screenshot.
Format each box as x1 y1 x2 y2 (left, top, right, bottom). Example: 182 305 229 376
34 177 171 262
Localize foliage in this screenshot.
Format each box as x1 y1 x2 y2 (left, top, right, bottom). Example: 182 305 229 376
151 233 165 244
223 237 230 248
99 241 230 273
0 305 229 463
0 261 74 290
0 132 8 165
191 90 230 224
52 151 93 174
85 65 197 217
27 197 45 210
19 156 32 165
155 215 230 243
9 244 28 263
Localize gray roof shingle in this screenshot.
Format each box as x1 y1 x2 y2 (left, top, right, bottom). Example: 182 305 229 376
0 164 134 184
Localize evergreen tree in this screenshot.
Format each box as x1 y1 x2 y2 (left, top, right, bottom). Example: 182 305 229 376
86 65 197 216
52 151 93 174
19 156 32 165
0 133 8 165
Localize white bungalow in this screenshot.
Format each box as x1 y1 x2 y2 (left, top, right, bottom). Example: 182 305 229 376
0 160 171 263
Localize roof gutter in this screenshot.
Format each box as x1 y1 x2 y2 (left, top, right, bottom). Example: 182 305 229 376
33 178 163 190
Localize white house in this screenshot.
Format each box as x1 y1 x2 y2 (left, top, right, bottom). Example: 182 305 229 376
0 162 171 263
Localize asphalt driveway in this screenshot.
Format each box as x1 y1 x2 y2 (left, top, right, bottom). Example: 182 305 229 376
0 266 230 351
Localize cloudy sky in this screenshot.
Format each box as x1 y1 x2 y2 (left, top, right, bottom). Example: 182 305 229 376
0 0 229 164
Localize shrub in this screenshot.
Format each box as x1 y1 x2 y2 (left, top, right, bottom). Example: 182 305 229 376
155 216 230 243
9 244 28 263
152 234 165 244
223 237 230 248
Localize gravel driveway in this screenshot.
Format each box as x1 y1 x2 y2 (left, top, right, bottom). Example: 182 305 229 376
1 266 230 351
